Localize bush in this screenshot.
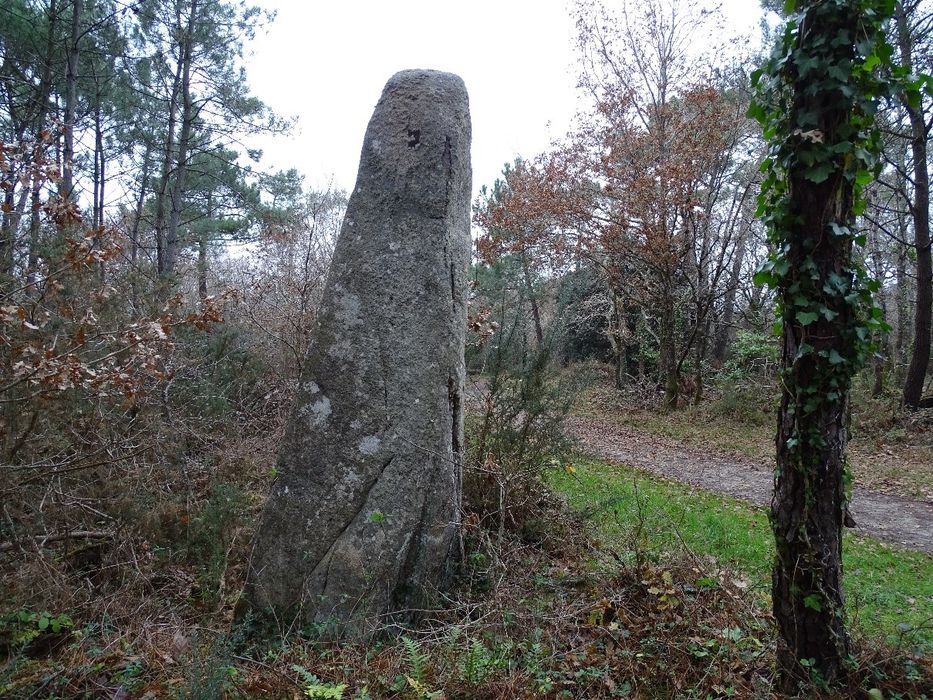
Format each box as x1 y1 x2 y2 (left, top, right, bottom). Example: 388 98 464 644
464 345 581 547
725 329 780 377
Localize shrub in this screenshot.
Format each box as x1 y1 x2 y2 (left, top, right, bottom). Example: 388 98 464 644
464 345 581 547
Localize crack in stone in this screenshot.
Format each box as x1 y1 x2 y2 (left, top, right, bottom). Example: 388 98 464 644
391 489 430 611
316 455 396 596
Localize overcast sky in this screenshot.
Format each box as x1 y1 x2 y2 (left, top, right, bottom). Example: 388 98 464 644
246 1 766 201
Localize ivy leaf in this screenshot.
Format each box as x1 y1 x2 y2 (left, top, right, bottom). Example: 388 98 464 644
804 162 834 183
828 349 845 365
747 100 766 122
803 594 823 612
753 269 776 288
797 311 819 326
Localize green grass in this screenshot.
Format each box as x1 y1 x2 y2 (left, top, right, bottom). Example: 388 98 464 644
550 458 933 653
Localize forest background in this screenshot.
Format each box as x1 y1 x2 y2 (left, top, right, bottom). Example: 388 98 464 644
0 0 931 697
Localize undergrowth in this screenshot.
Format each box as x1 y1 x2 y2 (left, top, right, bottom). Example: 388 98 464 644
550 459 932 680
1 473 930 698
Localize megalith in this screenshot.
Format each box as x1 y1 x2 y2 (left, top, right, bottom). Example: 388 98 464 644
243 70 471 637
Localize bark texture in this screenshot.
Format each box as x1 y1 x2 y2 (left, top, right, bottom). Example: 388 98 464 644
244 70 471 638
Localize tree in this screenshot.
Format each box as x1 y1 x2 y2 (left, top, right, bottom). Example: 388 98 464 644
893 0 932 407
750 0 894 689
133 0 280 288
474 161 556 350
476 1 757 406
231 178 344 380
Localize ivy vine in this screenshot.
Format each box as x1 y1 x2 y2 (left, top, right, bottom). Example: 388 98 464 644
749 0 899 476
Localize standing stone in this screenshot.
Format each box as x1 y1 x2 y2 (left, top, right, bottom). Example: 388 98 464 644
243 70 471 637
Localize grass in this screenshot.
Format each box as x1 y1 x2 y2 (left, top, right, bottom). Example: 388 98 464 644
550 457 933 653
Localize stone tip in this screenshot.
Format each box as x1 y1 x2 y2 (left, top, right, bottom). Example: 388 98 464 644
384 69 467 93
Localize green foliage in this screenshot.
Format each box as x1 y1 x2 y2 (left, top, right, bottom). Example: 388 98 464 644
292 664 348 699
112 658 148 693
713 329 781 422
176 633 240 700
458 637 512 686
172 325 271 422
187 482 248 600
728 330 781 374
520 631 553 694
397 636 443 699
555 267 613 365
464 347 580 539
400 636 429 686
0 609 73 648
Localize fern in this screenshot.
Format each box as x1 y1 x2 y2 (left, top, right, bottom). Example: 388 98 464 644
460 638 493 685
291 664 347 700
400 635 428 685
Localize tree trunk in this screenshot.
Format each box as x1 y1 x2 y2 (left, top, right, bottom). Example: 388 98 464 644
25 168 43 294
163 0 199 282
898 4 932 408
873 290 887 397
198 192 211 304
895 237 910 373
153 40 184 278
520 250 543 348
713 224 747 363
769 2 869 689
130 144 152 311
660 291 678 410
22 0 59 289
60 0 83 201
609 292 626 389
95 106 106 282
95 106 104 229
197 233 208 302
693 327 705 404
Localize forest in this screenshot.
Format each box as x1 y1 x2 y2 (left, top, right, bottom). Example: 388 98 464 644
0 0 931 698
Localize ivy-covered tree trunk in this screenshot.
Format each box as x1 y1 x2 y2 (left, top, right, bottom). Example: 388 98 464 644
751 0 893 691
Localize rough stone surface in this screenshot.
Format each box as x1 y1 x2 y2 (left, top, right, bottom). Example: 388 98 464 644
244 70 471 637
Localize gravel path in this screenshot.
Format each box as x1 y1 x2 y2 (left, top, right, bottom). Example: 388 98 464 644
568 415 933 554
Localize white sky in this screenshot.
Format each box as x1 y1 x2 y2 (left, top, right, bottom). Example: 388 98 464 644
246 1 766 201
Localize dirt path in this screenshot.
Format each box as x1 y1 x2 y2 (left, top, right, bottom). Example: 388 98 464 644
568 415 933 555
